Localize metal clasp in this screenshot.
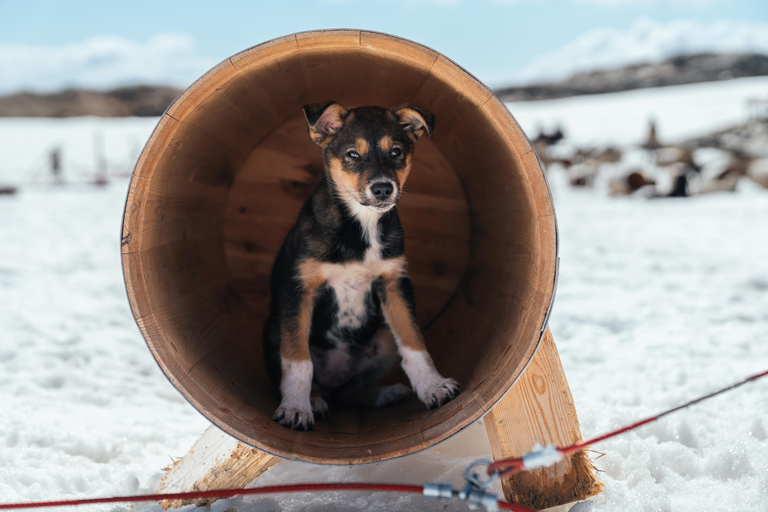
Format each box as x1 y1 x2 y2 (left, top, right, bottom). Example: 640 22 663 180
463 459 498 489
458 460 500 511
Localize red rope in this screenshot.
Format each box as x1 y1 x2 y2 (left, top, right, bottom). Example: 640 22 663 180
3 371 764 511
489 369 768 478
0 483 534 512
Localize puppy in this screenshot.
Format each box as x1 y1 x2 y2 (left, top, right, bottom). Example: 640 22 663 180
263 101 460 431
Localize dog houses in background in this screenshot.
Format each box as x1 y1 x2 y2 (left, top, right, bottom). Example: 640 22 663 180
122 30 600 509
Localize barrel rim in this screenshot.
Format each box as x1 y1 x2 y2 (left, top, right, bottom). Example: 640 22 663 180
120 28 559 465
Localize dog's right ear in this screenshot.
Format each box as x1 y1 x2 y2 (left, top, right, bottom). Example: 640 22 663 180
303 102 348 146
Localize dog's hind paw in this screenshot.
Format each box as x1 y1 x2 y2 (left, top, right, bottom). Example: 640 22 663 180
273 405 314 431
418 378 460 410
374 383 412 408
311 395 329 420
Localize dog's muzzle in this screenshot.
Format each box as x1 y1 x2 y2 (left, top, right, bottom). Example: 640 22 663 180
365 180 398 211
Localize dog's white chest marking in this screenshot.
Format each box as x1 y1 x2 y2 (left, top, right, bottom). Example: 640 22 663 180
357 206 383 263
303 208 403 332
334 210 383 329
326 270 372 329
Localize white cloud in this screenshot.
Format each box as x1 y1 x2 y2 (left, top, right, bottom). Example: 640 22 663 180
511 18 768 84
0 34 217 94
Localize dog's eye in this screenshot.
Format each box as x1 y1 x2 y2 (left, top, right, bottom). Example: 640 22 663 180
346 150 360 160
390 147 403 158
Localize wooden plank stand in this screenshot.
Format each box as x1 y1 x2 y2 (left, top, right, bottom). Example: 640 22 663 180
157 328 602 510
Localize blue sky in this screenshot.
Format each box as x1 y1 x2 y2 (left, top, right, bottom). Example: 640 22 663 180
1 0 767 93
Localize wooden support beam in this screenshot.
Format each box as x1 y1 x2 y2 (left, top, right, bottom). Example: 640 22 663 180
484 327 603 510
157 329 601 510
157 426 280 509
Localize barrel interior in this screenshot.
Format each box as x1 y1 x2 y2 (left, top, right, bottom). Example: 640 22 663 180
122 31 555 464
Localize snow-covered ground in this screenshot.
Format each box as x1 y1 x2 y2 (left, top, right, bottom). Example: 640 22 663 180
509 76 768 147
1 78 767 512
0 117 157 184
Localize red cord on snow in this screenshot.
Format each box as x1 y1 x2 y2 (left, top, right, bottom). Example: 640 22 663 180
488 368 768 478
1 369 765 512
0 483 534 512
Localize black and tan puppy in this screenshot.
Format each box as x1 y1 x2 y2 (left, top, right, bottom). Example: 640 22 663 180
263 101 460 431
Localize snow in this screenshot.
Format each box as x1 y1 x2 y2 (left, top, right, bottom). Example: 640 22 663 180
0 183 211 512
0 117 158 184
546 173 768 511
508 76 768 147
1 79 767 512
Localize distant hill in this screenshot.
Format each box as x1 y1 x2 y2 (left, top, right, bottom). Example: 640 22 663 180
2 52 767 116
496 53 768 102
0 85 182 117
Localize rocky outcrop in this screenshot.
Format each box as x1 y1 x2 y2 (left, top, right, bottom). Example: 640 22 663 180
0 85 182 117
497 53 768 102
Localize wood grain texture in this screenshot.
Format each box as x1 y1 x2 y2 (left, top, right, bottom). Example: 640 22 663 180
157 426 279 509
121 30 558 464
485 328 603 509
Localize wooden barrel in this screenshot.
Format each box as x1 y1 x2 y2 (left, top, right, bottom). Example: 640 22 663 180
121 30 557 465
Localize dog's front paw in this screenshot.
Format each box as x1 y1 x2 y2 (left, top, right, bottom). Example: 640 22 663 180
417 378 460 410
273 405 314 431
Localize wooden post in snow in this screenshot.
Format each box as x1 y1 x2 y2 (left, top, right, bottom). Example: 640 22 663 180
157 426 279 509
485 327 603 510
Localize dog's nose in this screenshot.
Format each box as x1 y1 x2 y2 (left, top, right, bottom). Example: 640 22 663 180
371 182 394 200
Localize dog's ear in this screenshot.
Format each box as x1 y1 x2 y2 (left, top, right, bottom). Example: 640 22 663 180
392 105 434 141
303 102 348 146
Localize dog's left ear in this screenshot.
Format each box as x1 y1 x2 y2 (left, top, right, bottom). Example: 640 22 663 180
393 105 435 141
303 101 348 146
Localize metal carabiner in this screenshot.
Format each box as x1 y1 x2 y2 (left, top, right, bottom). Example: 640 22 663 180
463 459 499 489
